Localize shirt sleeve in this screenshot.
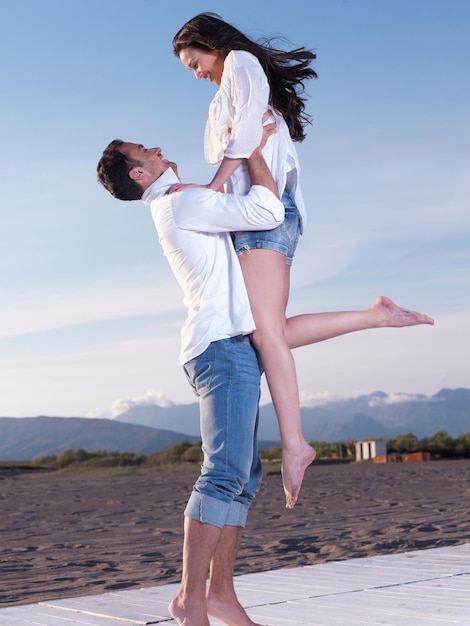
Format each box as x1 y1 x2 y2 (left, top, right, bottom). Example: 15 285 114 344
223 54 268 159
172 187 284 233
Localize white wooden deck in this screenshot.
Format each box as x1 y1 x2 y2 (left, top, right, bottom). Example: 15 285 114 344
1 544 469 625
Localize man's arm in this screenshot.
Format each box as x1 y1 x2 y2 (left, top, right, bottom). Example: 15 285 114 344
169 179 283 234
246 122 279 197
167 120 283 233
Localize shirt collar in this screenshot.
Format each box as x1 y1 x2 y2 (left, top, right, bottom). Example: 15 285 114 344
142 168 180 205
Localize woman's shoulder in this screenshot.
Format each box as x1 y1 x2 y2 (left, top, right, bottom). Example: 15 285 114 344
226 50 262 70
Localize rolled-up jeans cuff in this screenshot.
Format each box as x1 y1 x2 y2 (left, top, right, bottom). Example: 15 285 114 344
184 491 229 529
184 491 249 529
225 500 249 528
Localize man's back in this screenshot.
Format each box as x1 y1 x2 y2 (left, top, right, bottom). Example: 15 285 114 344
142 168 283 365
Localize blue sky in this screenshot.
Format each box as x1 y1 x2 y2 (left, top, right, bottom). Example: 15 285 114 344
1 0 468 418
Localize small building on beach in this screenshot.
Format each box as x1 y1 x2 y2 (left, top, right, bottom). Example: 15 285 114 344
355 440 387 462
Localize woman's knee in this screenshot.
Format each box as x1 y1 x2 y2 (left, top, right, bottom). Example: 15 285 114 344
250 319 287 350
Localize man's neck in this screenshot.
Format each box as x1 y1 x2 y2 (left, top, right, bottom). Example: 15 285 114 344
142 168 181 204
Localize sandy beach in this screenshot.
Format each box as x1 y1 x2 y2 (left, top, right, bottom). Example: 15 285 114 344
1 458 469 608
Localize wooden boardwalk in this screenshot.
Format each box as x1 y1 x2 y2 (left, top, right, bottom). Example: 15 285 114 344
1 544 469 625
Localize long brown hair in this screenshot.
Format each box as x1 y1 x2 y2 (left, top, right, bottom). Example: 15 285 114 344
173 13 317 142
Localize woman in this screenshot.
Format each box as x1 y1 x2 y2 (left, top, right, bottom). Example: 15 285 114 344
170 13 433 508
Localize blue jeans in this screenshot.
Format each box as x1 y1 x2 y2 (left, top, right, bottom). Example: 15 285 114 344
183 335 263 529
233 191 301 266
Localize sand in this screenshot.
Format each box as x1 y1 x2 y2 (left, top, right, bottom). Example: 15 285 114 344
1 458 469 607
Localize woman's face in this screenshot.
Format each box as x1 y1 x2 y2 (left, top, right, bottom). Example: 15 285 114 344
179 46 226 86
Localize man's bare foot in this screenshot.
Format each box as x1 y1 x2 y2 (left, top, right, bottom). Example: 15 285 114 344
207 593 262 626
371 296 434 327
281 442 316 509
169 594 210 626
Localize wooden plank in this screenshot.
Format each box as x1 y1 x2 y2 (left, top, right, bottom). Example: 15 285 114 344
287 584 469 622
0 604 136 626
38 587 177 624
247 602 460 626
1 545 468 626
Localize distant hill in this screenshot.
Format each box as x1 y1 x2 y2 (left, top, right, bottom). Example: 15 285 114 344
0 416 199 461
114 388 470 442
1 388 468 461
298 388 470 442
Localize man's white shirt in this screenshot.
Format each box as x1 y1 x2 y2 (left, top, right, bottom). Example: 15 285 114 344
143 168 284 365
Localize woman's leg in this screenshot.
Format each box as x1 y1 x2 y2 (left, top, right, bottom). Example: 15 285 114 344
286 296 434 349
239 247 434 508
238 248 315 509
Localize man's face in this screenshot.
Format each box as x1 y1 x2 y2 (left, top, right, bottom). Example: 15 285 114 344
179 46 226 86
120 143 174 183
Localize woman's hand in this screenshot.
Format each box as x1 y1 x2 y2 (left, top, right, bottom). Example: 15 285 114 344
166 182 208 195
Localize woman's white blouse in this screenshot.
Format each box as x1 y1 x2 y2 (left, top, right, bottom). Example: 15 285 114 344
204 50 307 230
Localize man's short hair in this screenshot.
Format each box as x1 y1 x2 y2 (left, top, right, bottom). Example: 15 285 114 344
97 139 143 200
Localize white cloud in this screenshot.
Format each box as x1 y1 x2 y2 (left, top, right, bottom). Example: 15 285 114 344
0 272 183 339
299 391 347 407
367 392 437 407
292 225 371 288
110 390 175 417
0 333 190 418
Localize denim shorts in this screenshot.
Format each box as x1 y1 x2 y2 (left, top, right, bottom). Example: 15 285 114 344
233 191 301 266
183 335 263 529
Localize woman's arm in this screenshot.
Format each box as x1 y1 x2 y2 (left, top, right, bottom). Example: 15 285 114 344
168 53 269 195
207 156 242 192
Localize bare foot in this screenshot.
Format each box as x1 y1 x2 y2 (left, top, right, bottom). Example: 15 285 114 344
281 442 316 509
169 594 210 626
371 296 434 327
207 594 262 626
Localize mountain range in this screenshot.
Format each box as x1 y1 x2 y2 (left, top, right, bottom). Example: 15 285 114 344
0 417 199 462
114 387 470 442
0 388 468 461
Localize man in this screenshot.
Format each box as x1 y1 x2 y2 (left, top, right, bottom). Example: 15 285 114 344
97 129 283 626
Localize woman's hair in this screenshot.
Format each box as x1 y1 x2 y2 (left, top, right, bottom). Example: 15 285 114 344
97 140 143 201
172 13 317 142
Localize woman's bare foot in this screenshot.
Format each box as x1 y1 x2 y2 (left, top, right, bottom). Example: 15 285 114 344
207 592 262 626
281 442 316 509
371 296 434 327
169 594 210 626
